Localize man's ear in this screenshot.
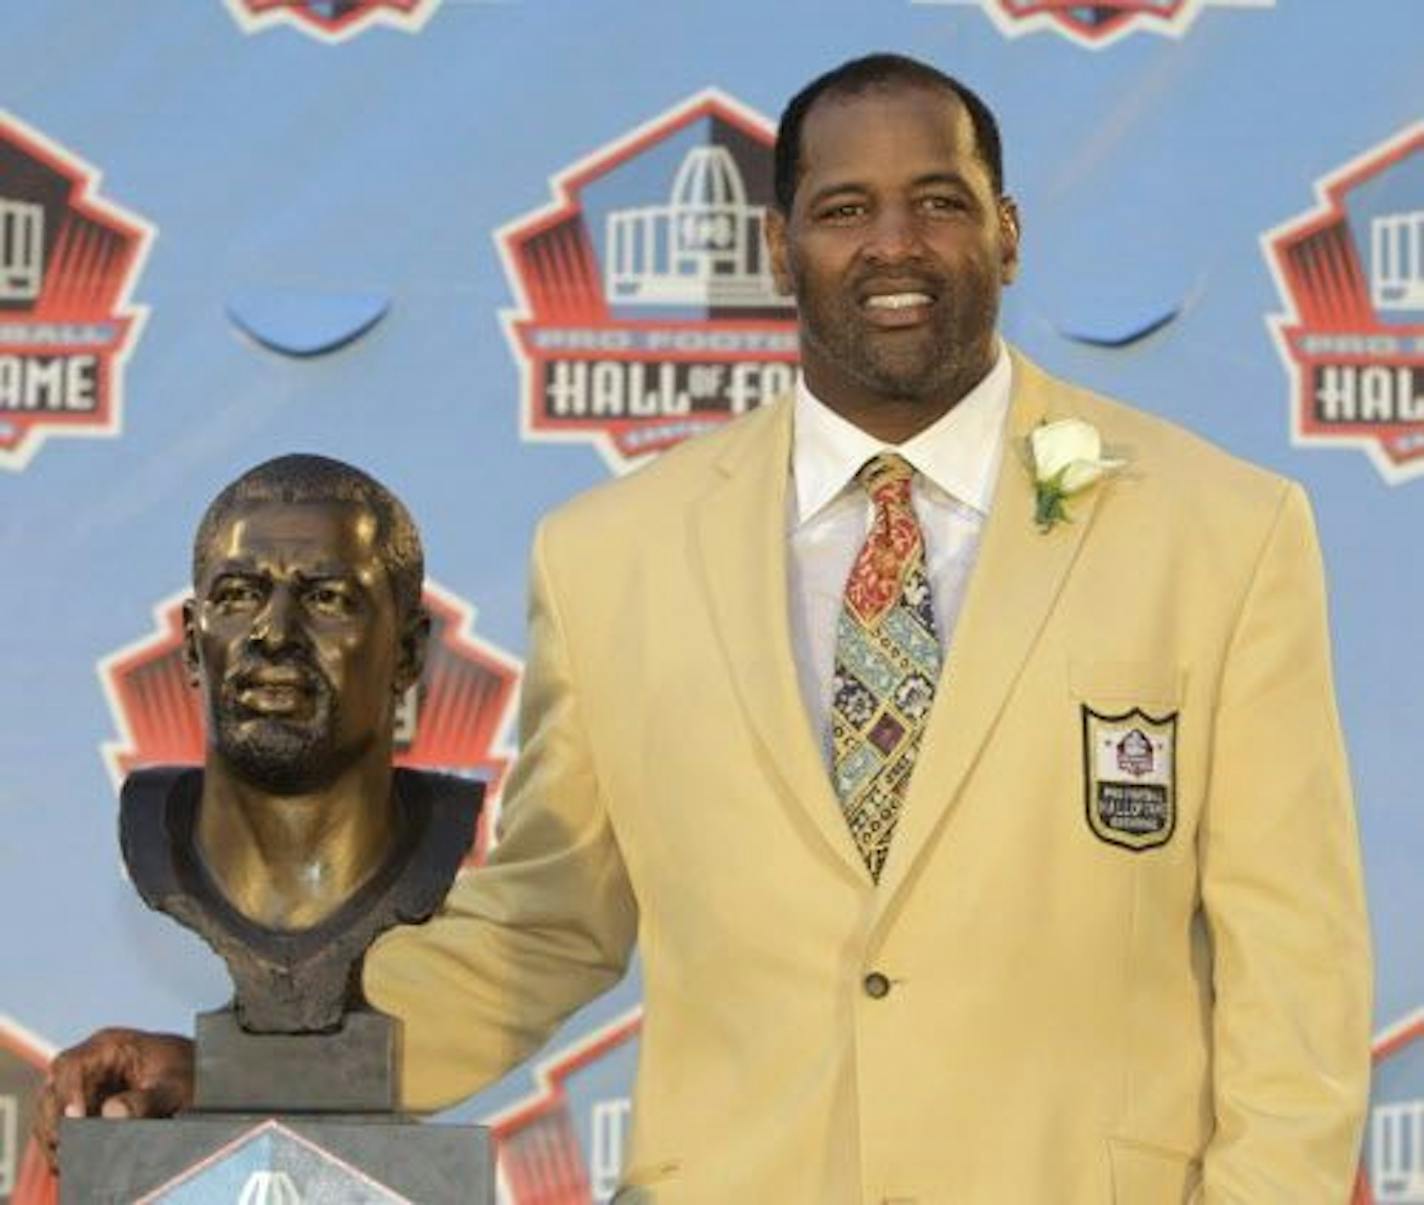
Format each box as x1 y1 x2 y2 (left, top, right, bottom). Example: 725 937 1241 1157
765 207 795 296
180 598 201 688
998 195 1021 285
394 607 431 695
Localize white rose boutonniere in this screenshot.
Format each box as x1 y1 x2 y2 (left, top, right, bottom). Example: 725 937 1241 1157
1028 419 1125 533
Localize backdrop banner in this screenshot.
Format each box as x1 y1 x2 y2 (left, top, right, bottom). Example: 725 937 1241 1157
0 3 1418 1201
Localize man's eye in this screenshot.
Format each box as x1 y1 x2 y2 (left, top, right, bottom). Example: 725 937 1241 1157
818 202 866 223
920 194 969 215
306 585 355 615
212 582 261 609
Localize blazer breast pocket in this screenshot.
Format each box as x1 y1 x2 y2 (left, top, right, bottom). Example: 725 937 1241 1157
1071 661 1183 853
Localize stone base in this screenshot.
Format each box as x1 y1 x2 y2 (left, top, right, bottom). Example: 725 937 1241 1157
194 1008 396 1112
60 1113 492 1204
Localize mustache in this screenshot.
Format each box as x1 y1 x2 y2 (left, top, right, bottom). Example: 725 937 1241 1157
223 650 332 698
851 267 947 297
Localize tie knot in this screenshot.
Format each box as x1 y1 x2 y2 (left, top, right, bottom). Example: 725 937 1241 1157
858 453 914 501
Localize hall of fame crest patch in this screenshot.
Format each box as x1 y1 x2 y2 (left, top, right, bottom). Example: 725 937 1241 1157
1082 706 1176 850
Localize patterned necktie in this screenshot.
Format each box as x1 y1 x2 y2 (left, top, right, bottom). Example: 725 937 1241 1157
831 453 943 881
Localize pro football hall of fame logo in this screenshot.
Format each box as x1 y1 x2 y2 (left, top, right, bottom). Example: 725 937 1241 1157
1265 123 1424 484
125 1121 412 1203
486 1008 641 1203
1 1015 52 1205
910 0 1274 48
1354 1009 1424 1204
0 113 151 471
223 0 442 43
499 90 798 473
99 581 520 864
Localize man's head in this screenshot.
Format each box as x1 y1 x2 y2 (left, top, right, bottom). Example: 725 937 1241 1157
766 54 1020 431
183 455 428 795
773 53 1005 213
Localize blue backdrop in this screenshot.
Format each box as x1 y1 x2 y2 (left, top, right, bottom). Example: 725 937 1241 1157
0 3 1419 1201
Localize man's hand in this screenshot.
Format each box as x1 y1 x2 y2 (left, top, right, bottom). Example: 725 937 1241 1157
34 1028 194 1171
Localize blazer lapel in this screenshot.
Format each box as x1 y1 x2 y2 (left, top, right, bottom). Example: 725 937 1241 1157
873 353 1104 910
690 400 869 883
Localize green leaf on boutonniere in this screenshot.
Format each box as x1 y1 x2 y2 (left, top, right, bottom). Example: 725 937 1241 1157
1027 419 1126 534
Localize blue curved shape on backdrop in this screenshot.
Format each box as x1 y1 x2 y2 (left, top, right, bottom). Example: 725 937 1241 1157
225 289 391 358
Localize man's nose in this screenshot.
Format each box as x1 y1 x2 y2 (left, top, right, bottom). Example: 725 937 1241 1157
862 204 922 264
250 586 304 651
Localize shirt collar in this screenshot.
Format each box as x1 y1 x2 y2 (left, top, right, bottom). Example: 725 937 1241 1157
791 341 1013 524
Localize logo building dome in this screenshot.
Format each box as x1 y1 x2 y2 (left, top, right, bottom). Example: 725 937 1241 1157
605 145 789 309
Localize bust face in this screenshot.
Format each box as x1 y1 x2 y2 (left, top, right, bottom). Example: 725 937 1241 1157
184 498 404 794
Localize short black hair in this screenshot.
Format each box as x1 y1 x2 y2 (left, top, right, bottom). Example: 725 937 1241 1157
193 454 424 622
773 53 1005 211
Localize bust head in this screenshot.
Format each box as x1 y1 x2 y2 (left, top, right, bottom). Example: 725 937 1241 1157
182 454 429 795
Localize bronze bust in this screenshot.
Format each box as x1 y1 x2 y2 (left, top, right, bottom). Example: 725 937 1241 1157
51 454 493 1199
119 454 480 1042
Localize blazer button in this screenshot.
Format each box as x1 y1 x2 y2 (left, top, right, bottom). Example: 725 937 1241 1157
863 971 891 999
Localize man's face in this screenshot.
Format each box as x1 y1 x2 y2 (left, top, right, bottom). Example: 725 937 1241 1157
184 499 416 795
767 85 1019 412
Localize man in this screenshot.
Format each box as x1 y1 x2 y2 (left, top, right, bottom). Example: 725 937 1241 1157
40 56 1369 1202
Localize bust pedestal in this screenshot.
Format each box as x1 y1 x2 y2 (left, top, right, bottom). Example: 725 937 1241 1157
59 767 492 1204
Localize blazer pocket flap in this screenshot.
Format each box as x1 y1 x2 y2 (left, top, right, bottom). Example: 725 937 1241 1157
1108 1136 1201 1204
1070 660 1182 711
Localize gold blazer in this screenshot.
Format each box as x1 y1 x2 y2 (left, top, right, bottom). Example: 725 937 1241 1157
369 349 1371 1204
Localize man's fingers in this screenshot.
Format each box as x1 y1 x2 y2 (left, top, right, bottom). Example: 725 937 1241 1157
98 1091 138 1119
33 1063 89 1171
47 1058 100 1120
31 1027 195 1172
33 1079 62 1169
99 1077 187 1121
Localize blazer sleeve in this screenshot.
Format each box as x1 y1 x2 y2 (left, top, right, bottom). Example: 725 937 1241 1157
1199 482 1372 1201
364 517 639 1112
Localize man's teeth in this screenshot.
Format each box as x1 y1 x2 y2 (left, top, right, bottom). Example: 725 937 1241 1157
865 293 932 310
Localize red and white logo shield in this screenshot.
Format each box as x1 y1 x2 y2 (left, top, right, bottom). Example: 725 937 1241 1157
223 0 442 43
0 113 152 471
485 1008 641 1202
499 90 799 473
917 1 1273 48
1264 123 1424 484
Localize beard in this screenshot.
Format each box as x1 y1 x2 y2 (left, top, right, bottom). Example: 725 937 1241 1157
794 262 1000 404
211 654 354 795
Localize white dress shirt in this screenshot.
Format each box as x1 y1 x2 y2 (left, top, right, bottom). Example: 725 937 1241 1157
787 345 1013 759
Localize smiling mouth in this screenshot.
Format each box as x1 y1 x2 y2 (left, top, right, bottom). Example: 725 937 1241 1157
865 292 933 310
861 290 936 327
